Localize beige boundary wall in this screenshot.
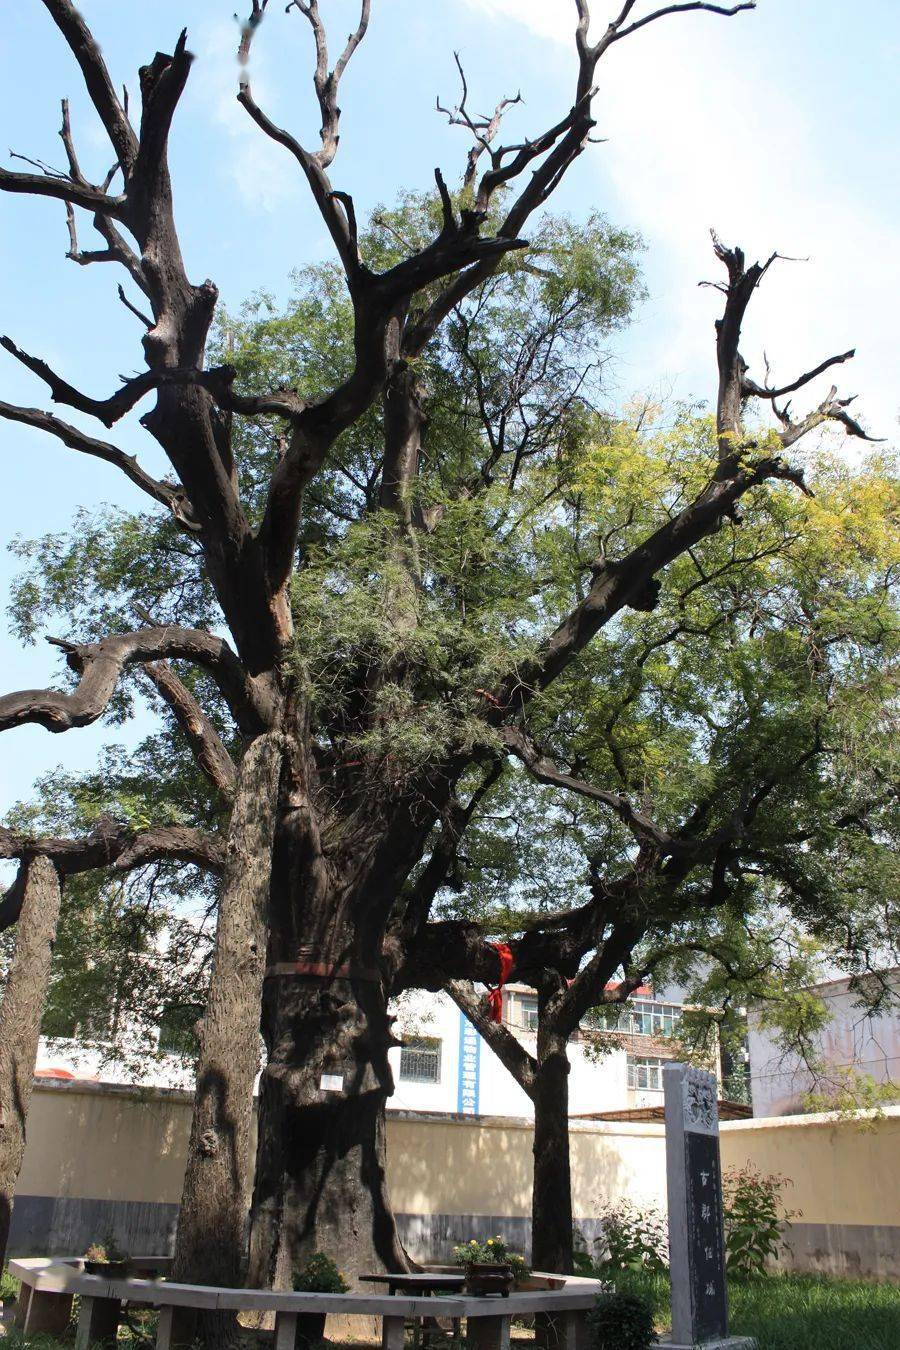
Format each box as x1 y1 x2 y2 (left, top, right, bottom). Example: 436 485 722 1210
9 1082 899 1279
720 1108 900 1280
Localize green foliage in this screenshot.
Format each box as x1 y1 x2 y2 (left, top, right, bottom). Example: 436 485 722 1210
428 424 900 1002
586 1174 796 1285
156 1001 204 1057
1 1267 19 1302
288 500 538 775
5 186 900 1073
728 1274 900 1350
214 203 642 544
452 1235 528 1277
0 1335 71 1350
799 1066 900 1121
8 508 218 650
587 1291 657 1350
609 1269 900 1350
593 1202 669 1275
555 431 900 1055
292 1253 350 1293
23 822 214 1071
257 207 644 784
720 1070 753 1107
723 1166 796 1279
0 717 223 1067
547 430 900 828
572 1233 597 1278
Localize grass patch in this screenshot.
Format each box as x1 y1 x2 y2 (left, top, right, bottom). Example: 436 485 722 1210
610 1270 900 1350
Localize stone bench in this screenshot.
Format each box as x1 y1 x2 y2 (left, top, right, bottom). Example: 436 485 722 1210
9 1258 602 1350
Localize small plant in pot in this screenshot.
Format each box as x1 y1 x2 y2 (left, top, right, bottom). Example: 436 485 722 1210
453 1237 529 1296
292 1252 349 1346
83 1240 128 1278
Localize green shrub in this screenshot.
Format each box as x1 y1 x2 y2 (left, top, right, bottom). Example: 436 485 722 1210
595 1202 669 1274
590 1169 796 1283
723 1165 796 1279
0 1267 19 1302
452 1235 529 1278
292 1252 349 1293
588 1291 657 1350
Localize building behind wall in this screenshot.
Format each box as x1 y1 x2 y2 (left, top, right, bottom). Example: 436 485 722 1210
747 968 900 1116
387 982 712 1119
34 978 714 1118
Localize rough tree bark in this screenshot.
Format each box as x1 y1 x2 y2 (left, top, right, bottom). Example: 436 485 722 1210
531 985 574 1276
248 957 407 1289
173 734 283 1288
0 857 62 1265
247 774 425 1287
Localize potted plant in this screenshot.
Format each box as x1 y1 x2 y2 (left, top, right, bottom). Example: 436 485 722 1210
452 1237 529 1296
292 1252 349 1346
83 1241 128 1279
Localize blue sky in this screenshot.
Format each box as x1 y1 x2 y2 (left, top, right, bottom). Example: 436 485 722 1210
1 0 898 822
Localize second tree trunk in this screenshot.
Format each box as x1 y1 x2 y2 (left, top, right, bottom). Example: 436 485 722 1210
531 1016 574 1275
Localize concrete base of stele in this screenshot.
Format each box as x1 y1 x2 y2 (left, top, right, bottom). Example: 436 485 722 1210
657 1339 757 1350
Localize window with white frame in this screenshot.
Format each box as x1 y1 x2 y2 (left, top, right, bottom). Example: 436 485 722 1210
626 1055 667 1091
594 999 681 1037
519 996 539 1031
399 1037 442 1083
629 999 681 1037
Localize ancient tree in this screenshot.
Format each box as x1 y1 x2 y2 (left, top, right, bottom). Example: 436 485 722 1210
0 857 62 1262
0 0 885 1291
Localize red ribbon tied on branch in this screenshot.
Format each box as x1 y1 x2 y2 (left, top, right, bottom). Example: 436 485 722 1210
485 941 514 1023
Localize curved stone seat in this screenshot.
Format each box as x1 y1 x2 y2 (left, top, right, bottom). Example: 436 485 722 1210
10 1257 602 1350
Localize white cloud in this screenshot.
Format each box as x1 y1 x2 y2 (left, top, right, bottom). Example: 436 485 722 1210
189 17 304 215
461 0 899 439
463 0 572 44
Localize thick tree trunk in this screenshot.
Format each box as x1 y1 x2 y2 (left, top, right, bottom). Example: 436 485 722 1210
531 1013 573 1275
248 960 408 1289
0 857 62 1265
173 733 282 1289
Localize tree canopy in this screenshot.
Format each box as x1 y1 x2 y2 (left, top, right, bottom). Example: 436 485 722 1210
0 0 895 1299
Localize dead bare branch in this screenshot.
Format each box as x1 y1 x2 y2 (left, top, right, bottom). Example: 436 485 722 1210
0 627 273 736
437 52 524 189
0 336 161 427
0 398 200 529
743 348 856 402
0 818 224 910
142 660 238 801
0 163 125 216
